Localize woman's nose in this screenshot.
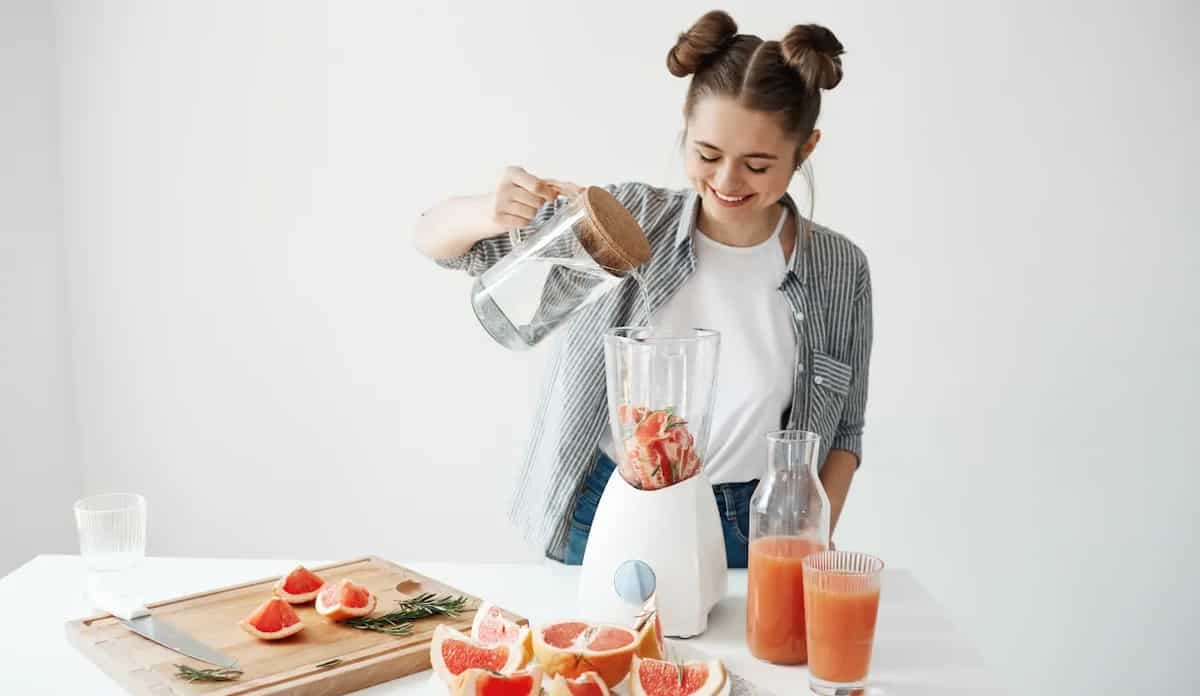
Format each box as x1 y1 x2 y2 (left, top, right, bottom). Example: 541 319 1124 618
713 162 742 192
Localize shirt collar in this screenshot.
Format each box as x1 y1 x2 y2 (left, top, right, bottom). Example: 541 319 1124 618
673 190 809 284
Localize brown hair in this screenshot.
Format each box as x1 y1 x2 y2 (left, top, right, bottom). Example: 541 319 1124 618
668 10 844 161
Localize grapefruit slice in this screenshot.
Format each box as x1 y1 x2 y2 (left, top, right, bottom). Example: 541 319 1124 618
533 621 638 688
273 565 326 604
471 600 533 666
431 624 525 685
629 655 726 696
450 666 543 696
239 597 304 640
632 596 665 661
315 578 376 622
618 404 648 426
548 671 611 696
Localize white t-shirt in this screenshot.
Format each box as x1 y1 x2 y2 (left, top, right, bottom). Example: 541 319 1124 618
600 207 796 484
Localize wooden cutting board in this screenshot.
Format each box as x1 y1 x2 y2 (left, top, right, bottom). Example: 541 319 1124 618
65 556 527 695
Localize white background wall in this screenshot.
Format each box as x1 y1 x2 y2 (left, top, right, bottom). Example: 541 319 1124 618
3 0 1197 693
0 1 79 574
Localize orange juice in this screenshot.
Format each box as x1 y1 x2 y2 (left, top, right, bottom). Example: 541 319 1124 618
804 573 881 683
745 536 826 664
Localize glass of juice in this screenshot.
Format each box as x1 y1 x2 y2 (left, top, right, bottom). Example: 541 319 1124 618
745 431 830 664
802 550 885 695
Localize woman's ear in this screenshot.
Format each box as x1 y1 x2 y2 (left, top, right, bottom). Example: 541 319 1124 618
795 128 822 168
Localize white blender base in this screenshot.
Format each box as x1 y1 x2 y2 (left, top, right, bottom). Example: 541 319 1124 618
577 469 727 638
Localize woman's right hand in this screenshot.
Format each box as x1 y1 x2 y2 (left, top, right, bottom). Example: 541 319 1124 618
491 166 582 229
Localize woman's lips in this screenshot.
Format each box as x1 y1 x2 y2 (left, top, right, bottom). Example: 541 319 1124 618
708 185 755 208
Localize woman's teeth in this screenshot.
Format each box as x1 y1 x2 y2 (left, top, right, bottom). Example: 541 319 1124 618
709 186 753 206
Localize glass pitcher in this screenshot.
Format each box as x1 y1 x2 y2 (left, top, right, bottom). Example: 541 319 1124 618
745 430 831 665
471 186 651 350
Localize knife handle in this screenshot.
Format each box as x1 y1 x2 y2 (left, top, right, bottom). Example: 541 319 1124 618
89 585 151 621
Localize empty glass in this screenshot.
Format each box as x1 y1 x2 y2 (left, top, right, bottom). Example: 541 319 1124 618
74 493 146 572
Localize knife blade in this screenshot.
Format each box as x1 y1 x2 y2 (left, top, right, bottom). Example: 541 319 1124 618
121 614 237 668
90 584 237 669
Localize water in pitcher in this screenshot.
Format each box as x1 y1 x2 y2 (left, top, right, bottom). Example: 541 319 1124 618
472 255 617 349
473 257 653 350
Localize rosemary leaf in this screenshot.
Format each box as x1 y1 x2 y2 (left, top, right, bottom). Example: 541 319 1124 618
174 664 243 683
315 658 342 669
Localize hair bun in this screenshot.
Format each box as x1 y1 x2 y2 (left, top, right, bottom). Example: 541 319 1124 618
780 24 845 90
667 10 739 77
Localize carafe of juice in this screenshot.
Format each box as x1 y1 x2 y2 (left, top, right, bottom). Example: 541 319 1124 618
470 186 651 350
745 430 831 664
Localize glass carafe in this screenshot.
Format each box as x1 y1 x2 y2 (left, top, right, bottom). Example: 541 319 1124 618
745 430 831 664
471 187 651 350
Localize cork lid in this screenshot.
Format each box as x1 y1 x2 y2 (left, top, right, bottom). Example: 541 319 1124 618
575 186 652 274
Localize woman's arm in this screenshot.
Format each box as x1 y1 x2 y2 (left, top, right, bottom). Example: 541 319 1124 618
412 166 579 261
821 449 857 536
826 252 873 544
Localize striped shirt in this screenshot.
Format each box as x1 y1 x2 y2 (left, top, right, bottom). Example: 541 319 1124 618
436 182 872 561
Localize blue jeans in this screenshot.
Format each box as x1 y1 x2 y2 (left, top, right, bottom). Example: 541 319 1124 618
563 451 759 568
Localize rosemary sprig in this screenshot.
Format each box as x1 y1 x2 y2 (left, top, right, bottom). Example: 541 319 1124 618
394 593 471 620
344 593 470 635
344 613 413 635
174 664 244 682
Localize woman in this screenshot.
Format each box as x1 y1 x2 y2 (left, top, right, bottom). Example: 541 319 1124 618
414 10 871 568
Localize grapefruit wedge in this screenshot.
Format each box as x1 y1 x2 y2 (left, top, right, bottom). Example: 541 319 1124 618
450 666 543 696
315 578 376 622
431 624 526 685
273 565 326 604
632 595 665 661
239 597 304 640
629 655 726 696
471 600 534 667
548 671 611 696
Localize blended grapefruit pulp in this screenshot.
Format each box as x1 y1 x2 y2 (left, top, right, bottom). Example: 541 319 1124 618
745 536 826 664
804 573 881 684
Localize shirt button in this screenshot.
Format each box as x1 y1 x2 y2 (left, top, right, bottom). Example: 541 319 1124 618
798 364 805 373
795 310 805 321
814 376 825 385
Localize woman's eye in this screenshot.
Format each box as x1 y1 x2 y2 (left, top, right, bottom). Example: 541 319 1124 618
746 164 769 174
697 152 719 163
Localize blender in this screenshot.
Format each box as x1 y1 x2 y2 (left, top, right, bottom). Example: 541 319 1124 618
577 327 727 638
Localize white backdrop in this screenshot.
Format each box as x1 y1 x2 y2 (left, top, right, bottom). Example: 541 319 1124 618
4 1 1198 693
0 1 79 577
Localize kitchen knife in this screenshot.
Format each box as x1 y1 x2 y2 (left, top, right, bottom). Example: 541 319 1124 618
90 585 238 669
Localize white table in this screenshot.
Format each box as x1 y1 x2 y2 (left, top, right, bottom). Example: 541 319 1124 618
0 555 1006 695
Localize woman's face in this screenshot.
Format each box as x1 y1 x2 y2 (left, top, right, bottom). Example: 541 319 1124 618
684 96 819 225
